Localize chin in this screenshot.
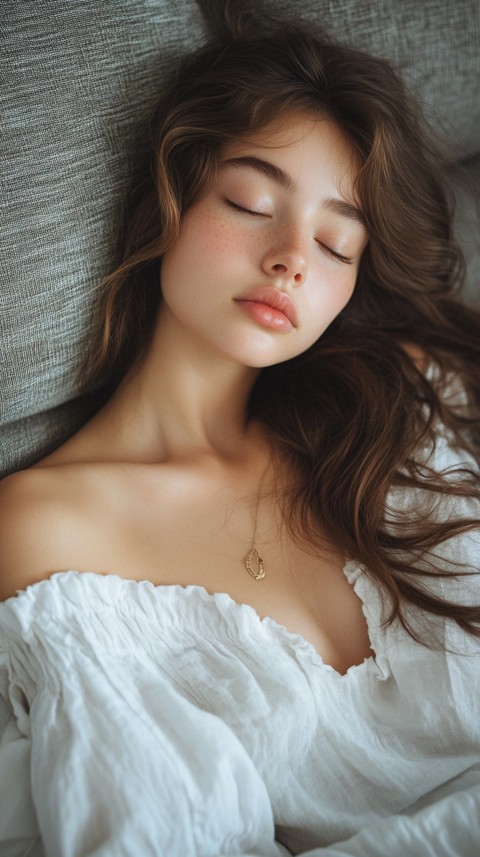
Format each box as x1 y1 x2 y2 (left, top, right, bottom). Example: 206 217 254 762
213 327 315 369
232 346 305 370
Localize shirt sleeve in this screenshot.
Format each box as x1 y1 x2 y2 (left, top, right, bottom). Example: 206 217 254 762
0 612 290 857
298 769 480 856
0 666 45 857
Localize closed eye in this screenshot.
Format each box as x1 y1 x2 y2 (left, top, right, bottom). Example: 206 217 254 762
226 199 353 264
224 199 268 218
316 242 353 265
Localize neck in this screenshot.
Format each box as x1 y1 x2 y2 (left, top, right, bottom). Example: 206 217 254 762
97 305 263 463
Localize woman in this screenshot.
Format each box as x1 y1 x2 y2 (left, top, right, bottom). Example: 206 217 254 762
0 16 479 857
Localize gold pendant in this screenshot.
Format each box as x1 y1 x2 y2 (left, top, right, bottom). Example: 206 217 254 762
244 547 265 581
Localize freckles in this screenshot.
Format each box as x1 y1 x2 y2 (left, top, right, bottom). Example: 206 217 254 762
194 211 238 255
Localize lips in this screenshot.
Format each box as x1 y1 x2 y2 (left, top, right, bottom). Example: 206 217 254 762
234 286 298 327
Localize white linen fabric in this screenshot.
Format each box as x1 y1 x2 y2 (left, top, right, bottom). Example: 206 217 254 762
0 430 479 857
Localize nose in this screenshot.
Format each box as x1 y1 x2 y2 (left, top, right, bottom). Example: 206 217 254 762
261 236 307 286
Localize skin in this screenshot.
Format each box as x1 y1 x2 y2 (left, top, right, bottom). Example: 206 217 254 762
0 112 373 675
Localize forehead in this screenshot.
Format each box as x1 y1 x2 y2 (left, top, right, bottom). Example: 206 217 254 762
223 109 358 154
219 111 363 206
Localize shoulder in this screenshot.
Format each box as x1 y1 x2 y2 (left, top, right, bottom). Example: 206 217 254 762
0 464 107 603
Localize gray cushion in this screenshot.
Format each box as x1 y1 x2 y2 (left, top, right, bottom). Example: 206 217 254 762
449 156 480 309
1 1 208 476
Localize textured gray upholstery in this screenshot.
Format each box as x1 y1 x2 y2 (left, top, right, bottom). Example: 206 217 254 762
1 0 479 476
449 158 480 307
1 1 208 475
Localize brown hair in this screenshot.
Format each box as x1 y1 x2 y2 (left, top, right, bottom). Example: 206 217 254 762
81 18 480 641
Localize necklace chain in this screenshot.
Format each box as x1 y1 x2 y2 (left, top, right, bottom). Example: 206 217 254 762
243 475 267 581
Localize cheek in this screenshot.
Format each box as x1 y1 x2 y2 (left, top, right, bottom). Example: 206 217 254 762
337 273 358 310
160 216 215 293
182 210 241 262
160 210 248 313
306 269 357 321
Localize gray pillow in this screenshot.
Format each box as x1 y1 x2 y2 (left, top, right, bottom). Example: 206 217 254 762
449 157 480 309
1 1 208 476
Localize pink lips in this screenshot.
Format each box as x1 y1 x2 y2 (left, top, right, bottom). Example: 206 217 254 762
234 287 298 331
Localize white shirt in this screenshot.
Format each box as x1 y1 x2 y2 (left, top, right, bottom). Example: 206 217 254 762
1 430 479 857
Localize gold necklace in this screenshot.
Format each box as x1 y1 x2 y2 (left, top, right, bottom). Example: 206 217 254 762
244 483 266 581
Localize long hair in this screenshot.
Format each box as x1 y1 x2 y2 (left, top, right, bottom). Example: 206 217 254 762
80 18 480 640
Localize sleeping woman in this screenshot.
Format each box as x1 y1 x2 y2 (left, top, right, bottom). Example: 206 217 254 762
0 14 479 857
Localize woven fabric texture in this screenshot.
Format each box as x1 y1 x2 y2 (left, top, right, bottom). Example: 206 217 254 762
1 1 208 475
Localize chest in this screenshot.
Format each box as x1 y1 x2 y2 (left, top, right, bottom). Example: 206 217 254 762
87 472 374 675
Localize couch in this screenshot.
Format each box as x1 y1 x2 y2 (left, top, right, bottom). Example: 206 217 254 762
1 0 479 477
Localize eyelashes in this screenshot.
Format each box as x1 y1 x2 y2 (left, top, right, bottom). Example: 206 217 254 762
224 199 354 265
315 243 353 265
225 199 266 217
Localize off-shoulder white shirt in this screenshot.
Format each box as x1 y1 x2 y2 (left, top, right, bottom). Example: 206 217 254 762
1 430 479 856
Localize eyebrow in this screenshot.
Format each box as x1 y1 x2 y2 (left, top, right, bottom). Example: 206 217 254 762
323 197 366 227
220 155 366 226
222 155 296 192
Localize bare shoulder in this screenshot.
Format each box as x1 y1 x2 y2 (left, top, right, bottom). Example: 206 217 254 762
0 465 103 603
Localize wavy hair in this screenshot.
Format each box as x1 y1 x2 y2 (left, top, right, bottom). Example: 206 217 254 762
80 16 480 640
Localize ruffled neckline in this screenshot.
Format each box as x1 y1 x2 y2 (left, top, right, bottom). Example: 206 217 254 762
1 564 391 680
